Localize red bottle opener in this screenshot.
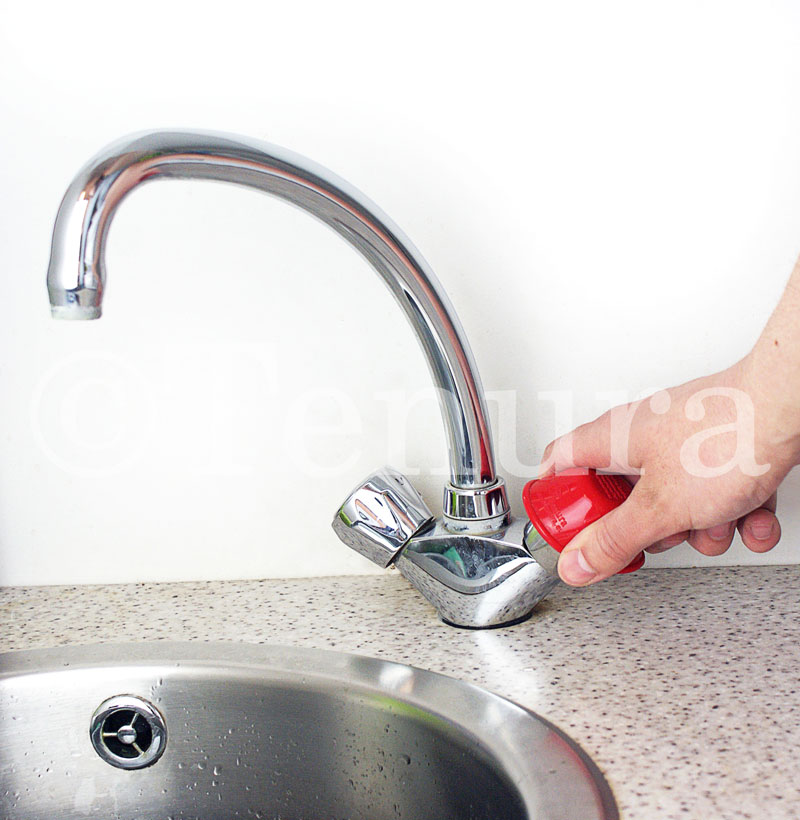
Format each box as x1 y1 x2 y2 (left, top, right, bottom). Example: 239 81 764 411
522 469 645 574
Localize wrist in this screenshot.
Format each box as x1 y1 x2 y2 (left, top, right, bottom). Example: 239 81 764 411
740 344 800 464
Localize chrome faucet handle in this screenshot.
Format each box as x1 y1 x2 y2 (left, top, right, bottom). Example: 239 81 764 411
332 468 434 568
332 470 560 627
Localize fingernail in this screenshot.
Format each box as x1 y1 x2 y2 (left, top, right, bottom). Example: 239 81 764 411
558 550 598 586
749 521 774 540
707 524 732 542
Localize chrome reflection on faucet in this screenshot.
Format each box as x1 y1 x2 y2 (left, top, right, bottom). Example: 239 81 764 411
47 130 559 627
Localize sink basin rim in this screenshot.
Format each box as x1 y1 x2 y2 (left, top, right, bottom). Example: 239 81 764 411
0 641 619 820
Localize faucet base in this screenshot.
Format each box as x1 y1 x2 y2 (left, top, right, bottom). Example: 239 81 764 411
396 549 558 628
395 516 560 628
439 612 538 630
50 304 101 320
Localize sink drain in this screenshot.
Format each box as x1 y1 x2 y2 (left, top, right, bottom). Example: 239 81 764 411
89 695 167 769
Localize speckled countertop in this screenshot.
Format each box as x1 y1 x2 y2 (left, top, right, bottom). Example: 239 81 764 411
2 566 799 819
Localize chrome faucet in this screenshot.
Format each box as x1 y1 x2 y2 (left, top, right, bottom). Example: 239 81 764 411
47 130 559 627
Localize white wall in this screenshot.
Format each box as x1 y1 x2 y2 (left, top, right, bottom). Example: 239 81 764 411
2 0 800 585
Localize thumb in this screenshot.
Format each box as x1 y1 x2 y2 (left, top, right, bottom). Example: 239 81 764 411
557 485 666 586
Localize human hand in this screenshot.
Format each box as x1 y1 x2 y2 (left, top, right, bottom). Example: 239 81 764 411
539 354 800 586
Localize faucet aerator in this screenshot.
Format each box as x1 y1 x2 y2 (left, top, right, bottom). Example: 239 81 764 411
50 304 102 321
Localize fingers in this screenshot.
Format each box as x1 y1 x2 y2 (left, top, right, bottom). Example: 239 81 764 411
688 522 736 556
557 483 670 585
634 506 780 560
738 495 781 552
556 493 783 587
648 495 780 559
645 531 690 554
687 496 780 556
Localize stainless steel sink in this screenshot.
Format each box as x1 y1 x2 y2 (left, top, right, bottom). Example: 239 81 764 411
0 643 618 819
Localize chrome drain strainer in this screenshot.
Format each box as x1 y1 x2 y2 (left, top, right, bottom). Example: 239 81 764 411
89 695 166 769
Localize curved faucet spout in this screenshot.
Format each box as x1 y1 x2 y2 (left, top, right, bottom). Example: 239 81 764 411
46 130 509 518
